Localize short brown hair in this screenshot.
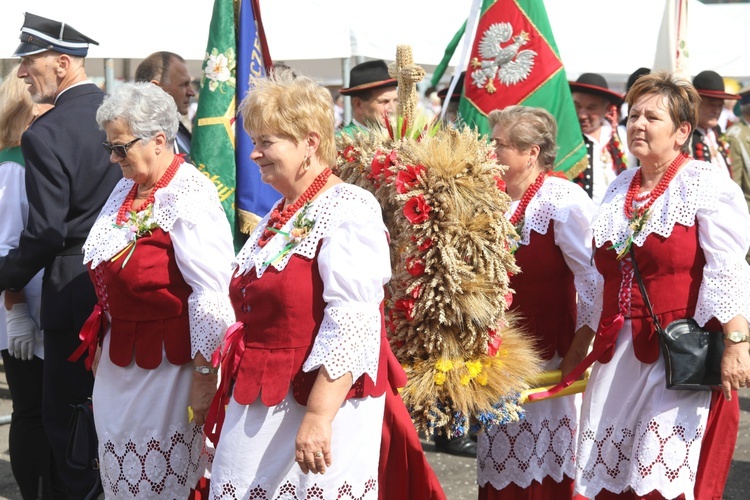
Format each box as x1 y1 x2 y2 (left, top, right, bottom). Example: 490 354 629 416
626 70 699 154
239 68 336 165
488 105 558 169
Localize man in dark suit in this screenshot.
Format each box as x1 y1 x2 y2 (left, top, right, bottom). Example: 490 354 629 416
0 12 121 498
135 51 196 161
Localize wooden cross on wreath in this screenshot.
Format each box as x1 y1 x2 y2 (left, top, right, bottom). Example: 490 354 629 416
388 45 426 124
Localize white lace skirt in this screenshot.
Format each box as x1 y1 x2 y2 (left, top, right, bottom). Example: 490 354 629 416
92 333 211 499
574 320 710 500
210 389 385 500
477 355 580 489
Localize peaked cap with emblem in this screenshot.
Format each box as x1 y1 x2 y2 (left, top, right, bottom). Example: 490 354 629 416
692 70 740 101
13 12 99 58
569 73 623 105
339 60 397 96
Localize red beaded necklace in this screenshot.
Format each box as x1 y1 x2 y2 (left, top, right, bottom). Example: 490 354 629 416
624 153 688 221
509 171 548 226
257 167 332 247
117 155 184 224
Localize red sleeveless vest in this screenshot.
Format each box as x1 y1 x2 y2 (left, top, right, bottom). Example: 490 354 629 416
229 252 395 407
90 228 193 369
594 222 721 364
512 222 577 360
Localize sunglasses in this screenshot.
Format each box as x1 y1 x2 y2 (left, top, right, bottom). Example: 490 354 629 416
102 137 141 158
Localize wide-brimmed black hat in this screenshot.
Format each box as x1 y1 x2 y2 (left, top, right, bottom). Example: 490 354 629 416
692 70 740 101
437 72 465 102
339 60 397 96
13 12 98 58
569 73 623 105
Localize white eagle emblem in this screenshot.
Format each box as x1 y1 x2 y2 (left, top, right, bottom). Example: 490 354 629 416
470 23 537 94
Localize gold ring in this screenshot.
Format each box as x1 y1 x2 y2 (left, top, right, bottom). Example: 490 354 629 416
314 451 323 458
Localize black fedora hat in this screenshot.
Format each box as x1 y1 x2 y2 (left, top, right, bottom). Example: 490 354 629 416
339 60 397 96
569 73 623 105
692 70 740 100
13 12 98 58
437 72 465 102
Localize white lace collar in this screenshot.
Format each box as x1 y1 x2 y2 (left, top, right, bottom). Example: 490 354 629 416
509 176 580 245
83 163 220 268
234 183 384 278
592 159 725 249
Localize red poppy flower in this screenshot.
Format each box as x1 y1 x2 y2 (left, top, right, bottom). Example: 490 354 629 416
504 291 513 309
405 256 425 277
495 177 506 192
418 237 433 251
395 164 426 194
487 329 503 356
395 298 415 321
410 284 422 299
383 150 398 181
403 195 431 224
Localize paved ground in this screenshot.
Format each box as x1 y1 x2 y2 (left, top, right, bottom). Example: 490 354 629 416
0 363 747 499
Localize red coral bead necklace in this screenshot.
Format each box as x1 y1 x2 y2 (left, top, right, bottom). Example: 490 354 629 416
624 152 688 220
258 167 332 247
117 154 184 224
509 171 548 226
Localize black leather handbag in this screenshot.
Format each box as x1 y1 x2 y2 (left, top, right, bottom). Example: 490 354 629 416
630 247 723 391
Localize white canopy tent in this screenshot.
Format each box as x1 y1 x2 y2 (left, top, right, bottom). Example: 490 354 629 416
0 0 748 88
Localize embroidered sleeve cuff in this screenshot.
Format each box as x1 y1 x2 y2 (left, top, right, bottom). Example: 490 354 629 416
695 261 750 326
188 290 235 359
302 305 381 384
575 272 604 331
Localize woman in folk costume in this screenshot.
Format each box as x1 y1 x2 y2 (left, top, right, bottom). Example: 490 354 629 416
476 106 602 499
0 66 54 499
206 68 443 499
574 71 750 499
77 82 235 498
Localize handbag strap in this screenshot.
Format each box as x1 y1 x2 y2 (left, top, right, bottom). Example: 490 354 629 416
628 246 665 334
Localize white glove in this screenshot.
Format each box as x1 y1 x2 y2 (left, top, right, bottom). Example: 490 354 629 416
6 303 38 361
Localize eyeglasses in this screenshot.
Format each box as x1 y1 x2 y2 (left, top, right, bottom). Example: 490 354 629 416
102 138 141 158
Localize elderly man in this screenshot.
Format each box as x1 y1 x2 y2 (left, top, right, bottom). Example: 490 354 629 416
570 73 625 204
690 70 741 176
339 60 398 134
0 12 121 498
136 51 196 160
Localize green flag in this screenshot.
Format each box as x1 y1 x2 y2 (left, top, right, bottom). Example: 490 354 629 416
192 0 238 231
459 0 587 178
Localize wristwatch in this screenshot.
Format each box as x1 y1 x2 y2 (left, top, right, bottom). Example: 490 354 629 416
724 331 749 343
194 365 218 375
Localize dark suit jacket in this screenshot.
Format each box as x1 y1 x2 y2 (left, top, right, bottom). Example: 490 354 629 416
0 83 122 332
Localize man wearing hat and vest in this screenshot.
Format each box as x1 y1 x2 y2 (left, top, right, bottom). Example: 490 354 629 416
339 60 398 135
691 70 741 177
0 12 121 498
570 73 626 205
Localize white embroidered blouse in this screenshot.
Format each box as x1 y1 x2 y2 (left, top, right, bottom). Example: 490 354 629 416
234 183 391 385
82 163 235 358
510 175 603 330
592 159 750 326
